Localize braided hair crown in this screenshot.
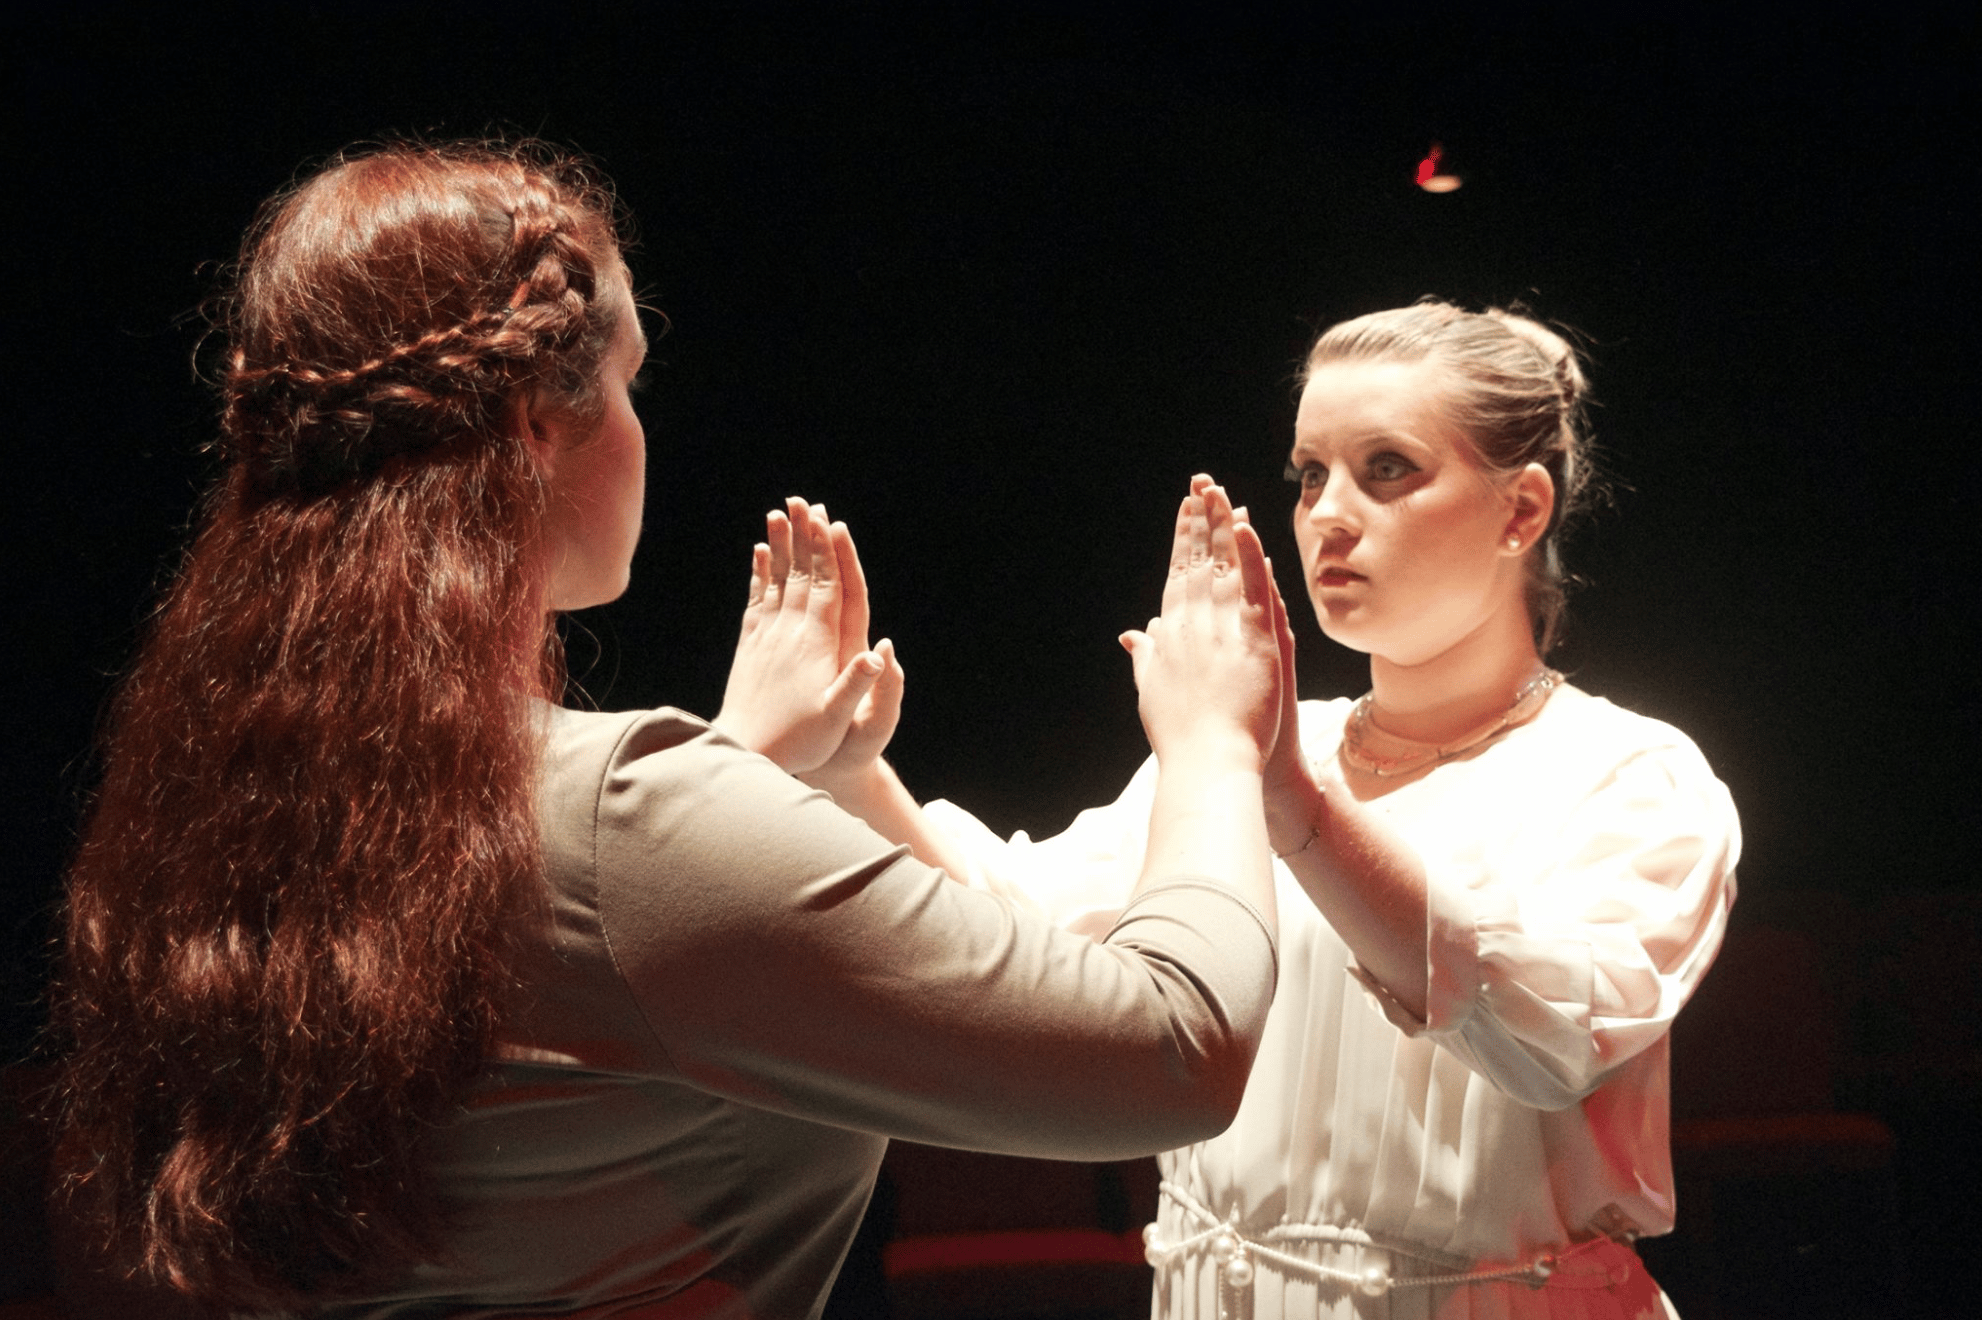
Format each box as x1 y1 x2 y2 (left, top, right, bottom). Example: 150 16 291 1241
217 141 626 498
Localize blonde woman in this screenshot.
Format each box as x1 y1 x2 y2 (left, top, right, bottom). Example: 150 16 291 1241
811 302 1741 1319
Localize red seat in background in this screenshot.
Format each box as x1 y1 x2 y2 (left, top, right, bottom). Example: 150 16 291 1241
882 1142 1159 1320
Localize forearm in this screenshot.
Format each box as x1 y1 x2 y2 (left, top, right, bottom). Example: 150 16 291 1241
1268 772 1428 1018
803 759 976 880
1136 733 1274 936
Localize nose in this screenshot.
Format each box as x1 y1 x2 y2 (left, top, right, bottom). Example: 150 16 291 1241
1302 471 1359 550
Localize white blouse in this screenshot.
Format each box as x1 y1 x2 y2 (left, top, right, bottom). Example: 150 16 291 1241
925 686 1740 1319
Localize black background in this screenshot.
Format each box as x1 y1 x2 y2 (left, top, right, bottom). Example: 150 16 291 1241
5 0 1977 1269
5 3 1978 1315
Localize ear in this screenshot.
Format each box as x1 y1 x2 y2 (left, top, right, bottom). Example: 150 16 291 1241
511 391 571 479
1501 462 1555 554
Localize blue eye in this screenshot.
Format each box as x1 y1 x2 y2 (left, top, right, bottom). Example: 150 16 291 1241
1368 453 1416 481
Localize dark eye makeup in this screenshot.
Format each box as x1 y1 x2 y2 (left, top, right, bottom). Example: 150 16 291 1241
1367 452 1418 481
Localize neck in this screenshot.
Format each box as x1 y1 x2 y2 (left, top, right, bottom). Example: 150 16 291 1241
1365 609 1545 744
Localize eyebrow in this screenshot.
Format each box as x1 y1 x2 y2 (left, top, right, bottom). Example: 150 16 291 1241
1294 426 1428 451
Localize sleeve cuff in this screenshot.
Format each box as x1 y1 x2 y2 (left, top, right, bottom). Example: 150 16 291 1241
1111 877 1279 988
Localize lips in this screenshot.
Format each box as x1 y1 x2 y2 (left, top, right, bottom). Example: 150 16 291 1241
1318 567 1365 587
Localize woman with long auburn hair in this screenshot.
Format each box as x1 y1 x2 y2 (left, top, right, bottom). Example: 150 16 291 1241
802 303 1742 1318
53 140 1290 1318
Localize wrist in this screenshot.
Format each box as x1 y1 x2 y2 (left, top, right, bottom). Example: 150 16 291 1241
1264 765 1326 859
710 710 769 759
1151 726 1267 778
800 756 891 804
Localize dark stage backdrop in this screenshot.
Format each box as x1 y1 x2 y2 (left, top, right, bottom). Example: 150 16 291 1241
5 5 1975 1063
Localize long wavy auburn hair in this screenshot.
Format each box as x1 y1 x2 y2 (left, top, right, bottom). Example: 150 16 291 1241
54 141 628 1309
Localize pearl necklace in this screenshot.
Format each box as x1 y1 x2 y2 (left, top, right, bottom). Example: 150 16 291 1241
1339 667 1563 778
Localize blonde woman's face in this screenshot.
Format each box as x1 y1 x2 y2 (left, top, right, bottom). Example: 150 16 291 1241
1287 359 1531 667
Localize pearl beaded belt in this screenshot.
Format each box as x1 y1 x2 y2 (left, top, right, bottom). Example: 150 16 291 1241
1146 1180 1627 1308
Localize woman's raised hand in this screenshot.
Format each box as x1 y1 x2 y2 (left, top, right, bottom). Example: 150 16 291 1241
1260 525 1311 800
714 498 904 774
1121 476 1284 771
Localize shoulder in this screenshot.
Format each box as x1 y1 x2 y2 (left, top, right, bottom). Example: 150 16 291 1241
1515 687 1739 839
1531 686 1720 777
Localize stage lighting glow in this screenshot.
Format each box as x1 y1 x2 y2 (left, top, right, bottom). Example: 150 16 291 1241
1415 143 1462 193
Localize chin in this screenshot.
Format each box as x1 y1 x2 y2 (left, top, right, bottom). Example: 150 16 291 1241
552 573 633 612
1313 604 1377 655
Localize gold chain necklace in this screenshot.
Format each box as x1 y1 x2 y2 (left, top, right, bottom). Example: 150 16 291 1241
1339 668 1563 778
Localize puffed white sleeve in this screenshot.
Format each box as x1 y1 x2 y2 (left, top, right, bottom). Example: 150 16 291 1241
922 754 1162 939
1356 723 1741 1111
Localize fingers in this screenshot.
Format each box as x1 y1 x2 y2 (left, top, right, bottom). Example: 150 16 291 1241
751 496 880 673
734 540 774 645
847 636 905 744
762 497 843 622
1186 480 1242 619
774 497 822 583
1266 558 1296 657
1233 519 1273 610
764 508 794 596
1167 496 1195 575
831 519 872 663
784 497 817 592
797 505 838 628
1189 486 1213 568
1179 475 1245 575
1119 627 1147 690
1119 619 1159 674
803 500 836 590
1207 492 1235 565
1162 476 1241 619
1168 482 1274 661
746 543 771 609
817 647 886 729
866 636 905 703
1268 557 1299 746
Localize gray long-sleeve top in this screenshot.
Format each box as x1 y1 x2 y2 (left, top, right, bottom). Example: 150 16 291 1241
313 706 1276 1319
